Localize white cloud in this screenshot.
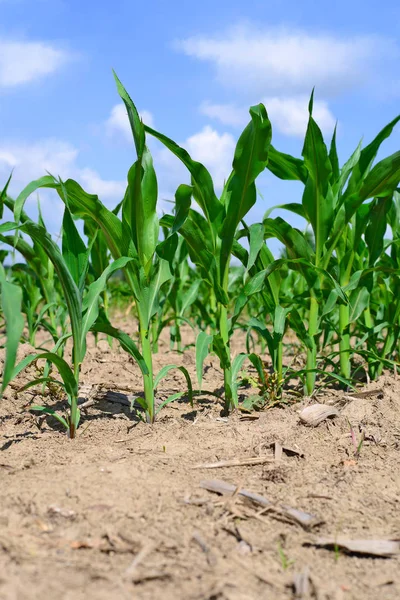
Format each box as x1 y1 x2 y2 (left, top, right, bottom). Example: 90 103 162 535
200 101 246 127
79 168 125 199
106 103 155 143
0 38 71 88
0 140 78 180
176 25 397 96
0 139 125 230
201 96 335 137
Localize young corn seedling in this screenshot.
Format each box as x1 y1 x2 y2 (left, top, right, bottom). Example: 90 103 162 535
240 356 286 411
145 101 273 414
0 262 25 399
12 74 193 424
266 92 400 392
1 201 137 437
1 192 60 340
155 236 200 352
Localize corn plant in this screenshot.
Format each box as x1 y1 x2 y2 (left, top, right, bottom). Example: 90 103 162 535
1 201 138 437
144 103 273 413
265 93 400 392
1 194 60 339
0 263 25 398
10 74 193 425
155 236 200 352
2 81 400 422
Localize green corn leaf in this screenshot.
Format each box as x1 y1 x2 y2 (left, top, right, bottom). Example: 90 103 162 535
163 211 227 304
30 406 69 430
247 318 275 360
229 293 249 335
0 172 13 220
33 302 58 331
90 313 149 377
231 239 249 266
219 104 272 278
58 179 136 262
338 139 363 195
0 233 37 265
17 220 83 372
273 305 288 339
6 353 37 382
19 377 67 393
267 146 308 182
246 258 347 303
244 269 270 296
263 217 313 262
81 256 134 356
57 179 142 299
170 184 192 234
358 151 400 201
349 287 370 323
248 352 266 384
62 206 90 292
0 221 19 234
240 219 281 307
154 393 186 414
113 70 145 157
297 368 354 390
14 175 58 224
321 289 339 317
0 273 25 395
302 101 333 261
354 203 372 249
365 196 392 265
287 308 314 350
344 115 400 197
124 154 159 276
247 223 265 271
144 123 222 227
137 259 172 325
329 124 340 184
212 334 231 370
156 233 179 267
180 279 202 316
195 331 213 389
153 364 193 407
344 270 363 292
16 351 78 399
85 222 109 280
264 203 306 220
231 353 249 405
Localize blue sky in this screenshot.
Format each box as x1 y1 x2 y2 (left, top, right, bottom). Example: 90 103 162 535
1 0 399 240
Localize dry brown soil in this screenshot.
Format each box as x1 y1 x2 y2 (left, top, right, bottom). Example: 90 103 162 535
1 318 400 600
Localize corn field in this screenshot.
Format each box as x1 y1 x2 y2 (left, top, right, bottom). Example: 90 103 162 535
1 74 400 438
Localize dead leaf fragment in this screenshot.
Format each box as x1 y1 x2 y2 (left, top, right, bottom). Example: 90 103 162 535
48 505 76 519
292 567 316 599
269 442 305 458
308 537 400 557
299 404 339 427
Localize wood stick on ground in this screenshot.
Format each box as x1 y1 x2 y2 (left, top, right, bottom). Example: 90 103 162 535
191 456 273 469
192 531 217 566
200 479 321 529
124 542 156 579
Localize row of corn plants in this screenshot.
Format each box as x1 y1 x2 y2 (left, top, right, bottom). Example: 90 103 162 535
1 75 400 437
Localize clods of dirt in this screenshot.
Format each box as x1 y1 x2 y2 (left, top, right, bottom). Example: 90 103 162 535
1 325 400 599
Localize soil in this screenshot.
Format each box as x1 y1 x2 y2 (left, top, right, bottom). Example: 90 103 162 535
1 317 400 600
